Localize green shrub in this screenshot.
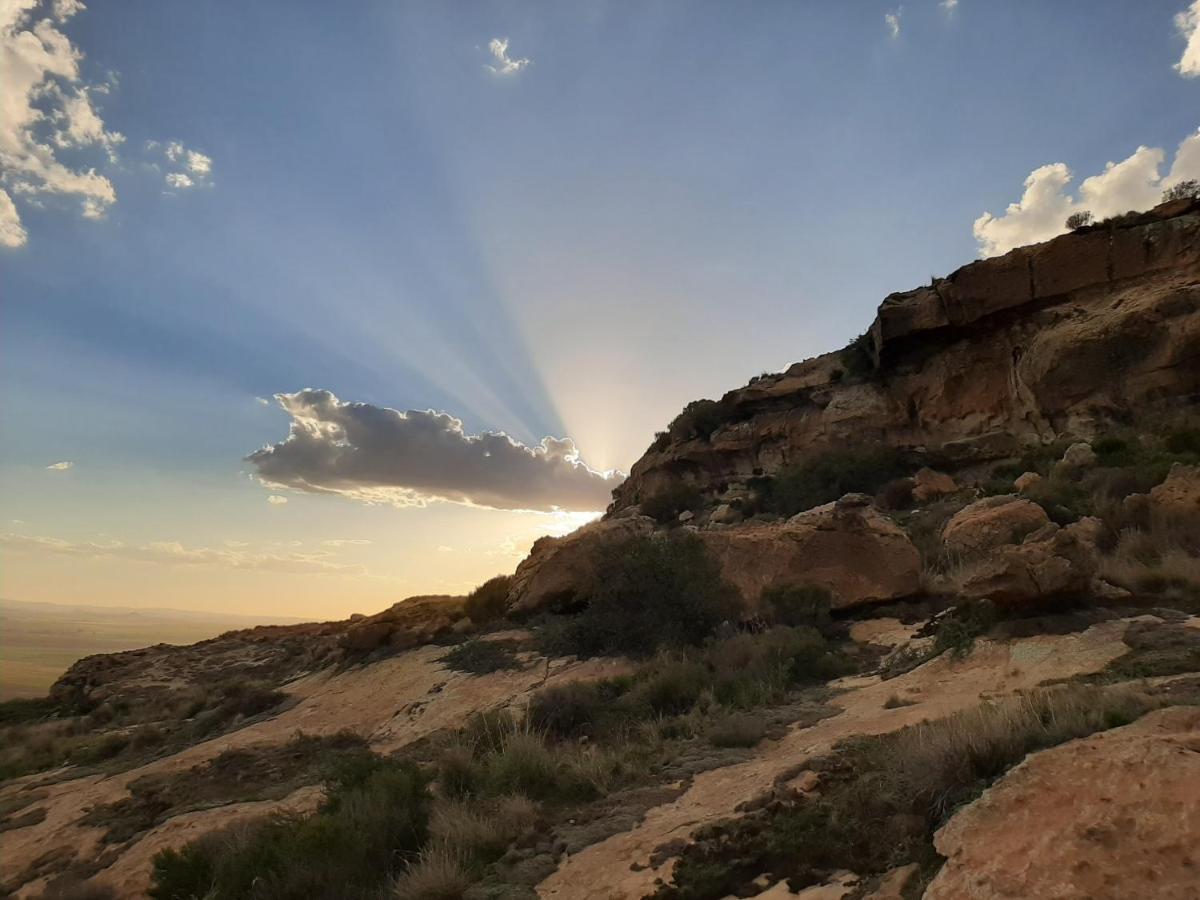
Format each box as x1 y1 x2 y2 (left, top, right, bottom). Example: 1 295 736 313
464 576 511 625
0 697 61 726
626 659 711 716
761 584 832 630
706 627 846 708
436 745 482 800
668 398 739 442
440 640 523 676
760 447 910 517
640 483 704 524
838 332 875 379
528 681 615 739
538 534 740 658
150 758 431 899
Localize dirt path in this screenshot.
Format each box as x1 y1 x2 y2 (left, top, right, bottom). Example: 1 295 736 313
536 618 1140 899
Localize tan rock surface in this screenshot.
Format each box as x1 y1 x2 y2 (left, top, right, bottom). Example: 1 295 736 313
941 496 1050 557
700 497 921 610
1150 463 1200 516
535 618 1138 900
0 645 630 897
925 706 1200 900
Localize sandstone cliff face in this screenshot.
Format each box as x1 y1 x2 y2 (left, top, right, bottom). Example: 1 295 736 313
610 199 1200 512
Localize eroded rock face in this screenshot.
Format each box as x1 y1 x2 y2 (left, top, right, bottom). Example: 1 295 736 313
507 497 920 615
925 706 1200 900
610 200 1200 513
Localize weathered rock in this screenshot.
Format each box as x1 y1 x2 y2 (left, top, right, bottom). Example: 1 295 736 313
911 467 957 502
709 503 742 525
700 495 921 611
1060 440 1097 469
1149 463 1200 516
508 516 655 612
925 706 1200 900
339 620 394 652
609 200 1200 513
862 864 920 900
942 496 1050 557
678 510 695 523
954 518 1100 607
1013 471 1042 493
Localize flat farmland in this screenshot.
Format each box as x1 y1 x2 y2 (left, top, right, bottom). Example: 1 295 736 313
0 600 302 700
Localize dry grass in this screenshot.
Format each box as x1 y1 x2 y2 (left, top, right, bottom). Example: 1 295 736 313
1098 517 1200 610
392 846 472 900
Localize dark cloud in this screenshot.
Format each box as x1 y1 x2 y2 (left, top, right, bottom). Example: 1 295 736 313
246 390 623 512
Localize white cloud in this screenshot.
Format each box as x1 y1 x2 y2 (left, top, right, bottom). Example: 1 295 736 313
45 460 74 470
266 494 288 505
1177 1 1200 77
0 530 367 576
0 0 123 242
973 128 1200 257
885 8 902 39
486 37 530 76
186 149 211 175
940 0 959 8
149 139 212 190
323 538 371 547
0 187 26 247
246 389 624 513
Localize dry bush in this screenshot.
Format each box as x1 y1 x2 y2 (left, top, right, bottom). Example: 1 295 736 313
392 846 472 900
707 713 768 748
1098 514 1200 610
879 684 1151 818
464 576 511 625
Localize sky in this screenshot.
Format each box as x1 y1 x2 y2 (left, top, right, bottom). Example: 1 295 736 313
2 0 1199 620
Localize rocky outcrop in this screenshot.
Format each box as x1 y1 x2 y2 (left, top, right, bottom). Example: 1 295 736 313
507 496 920 615
699 495 921 611
508 516 656 613
926 705 1200 900
610 199 1200 512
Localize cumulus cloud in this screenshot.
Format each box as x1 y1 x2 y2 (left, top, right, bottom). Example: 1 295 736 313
245 390 623 513
149 139 213 190
45 460 74 470
266 494 288 505
973 129 1200 257
0 0 125 245
885 8 902 39
486 37 530 75
0 531 367 575
1177 1 1200 77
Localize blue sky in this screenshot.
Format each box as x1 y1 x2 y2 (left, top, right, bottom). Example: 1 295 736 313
1 0 1198 617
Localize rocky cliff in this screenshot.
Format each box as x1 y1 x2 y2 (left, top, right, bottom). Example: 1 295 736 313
610 198 1200 512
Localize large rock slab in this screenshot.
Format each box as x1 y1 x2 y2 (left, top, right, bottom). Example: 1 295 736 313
926 706 1200 900
700 495 921 611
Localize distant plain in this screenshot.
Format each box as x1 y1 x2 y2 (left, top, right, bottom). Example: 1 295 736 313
0 598 304 699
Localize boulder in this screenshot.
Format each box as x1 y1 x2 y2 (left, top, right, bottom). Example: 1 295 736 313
700 494 921 611
1149 463 1200 516
954 518 1100 607
911 468 957 502
709 503 742 525
508 516 655 613
1013 471 1042 493
1053 440 1097 477
926 706 1200 900
942 496 1050 557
